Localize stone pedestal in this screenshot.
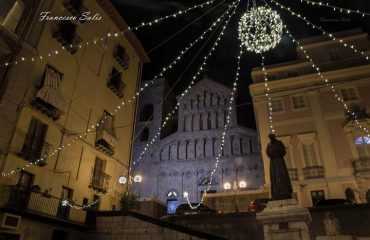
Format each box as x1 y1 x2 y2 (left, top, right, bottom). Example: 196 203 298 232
256 199 312 240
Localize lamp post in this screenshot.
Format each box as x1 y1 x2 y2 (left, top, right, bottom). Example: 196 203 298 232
181 171 185 203
223 180 247 212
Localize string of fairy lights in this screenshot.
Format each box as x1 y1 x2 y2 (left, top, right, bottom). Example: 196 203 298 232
0 0 233 178
129 0 240 174
283 25 370 138
2 0 370 209
299 0 370 17
0 0 215 68
184 47 243 208
270 0 370 61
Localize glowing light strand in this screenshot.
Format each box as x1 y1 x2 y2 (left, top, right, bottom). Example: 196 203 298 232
61 199 99 210
284 26 370 138
299 0 370 17
130 0 241 174
260 54 275 133
184 47 243 209
270 0 370 61
0 2 236 178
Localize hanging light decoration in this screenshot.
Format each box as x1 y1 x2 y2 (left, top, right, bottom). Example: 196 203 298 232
238 6 283 53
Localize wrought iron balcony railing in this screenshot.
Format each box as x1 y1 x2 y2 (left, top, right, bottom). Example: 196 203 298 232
113 45 130 70
89 168 111 194
288 168 298 181
303 165 325 179
53 21 81 54
353 157 370 174
107 74 125 98
63 0 83 16
18 136 51 167
95 129 117 156
5 186 87 224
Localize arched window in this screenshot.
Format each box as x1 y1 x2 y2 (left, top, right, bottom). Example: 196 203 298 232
199 176 219 186
140 128 149 142
345 188 356 203
140 104 154 121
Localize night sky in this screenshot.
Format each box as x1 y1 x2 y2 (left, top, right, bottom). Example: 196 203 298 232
112 0 370 129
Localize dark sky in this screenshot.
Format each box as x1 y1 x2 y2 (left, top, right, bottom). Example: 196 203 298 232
112 0 370 129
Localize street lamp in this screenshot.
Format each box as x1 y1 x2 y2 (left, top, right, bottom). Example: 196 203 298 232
239 181 247 189
224 182 231 190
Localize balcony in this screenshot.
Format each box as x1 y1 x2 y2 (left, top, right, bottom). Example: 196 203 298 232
303 165 325 179
288 168 298 181
107 74 125 98
95 129 117 156
5 186 87 224
353 157 370 174
89 168 111 194
18 136 51 167
113 45 130 70
53 21 81 54
63 0 83 17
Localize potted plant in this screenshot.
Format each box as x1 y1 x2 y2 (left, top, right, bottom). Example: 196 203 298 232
119 191 140 211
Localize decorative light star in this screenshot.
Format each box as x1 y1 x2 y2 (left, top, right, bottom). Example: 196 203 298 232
238 6 283 53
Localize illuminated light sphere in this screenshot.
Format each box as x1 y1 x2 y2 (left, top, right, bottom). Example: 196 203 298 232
238 6 283 53
119 176 127 184
239 181 247 189
134 175 142 183
224 182 231 190
183 191 189 198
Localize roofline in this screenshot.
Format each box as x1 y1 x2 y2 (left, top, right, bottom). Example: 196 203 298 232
96 0 150 64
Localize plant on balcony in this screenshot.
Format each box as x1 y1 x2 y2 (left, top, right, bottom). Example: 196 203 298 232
42 188 52 198
119 191 140 211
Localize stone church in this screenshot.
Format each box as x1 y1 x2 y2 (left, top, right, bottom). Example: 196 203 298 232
131 77 264 204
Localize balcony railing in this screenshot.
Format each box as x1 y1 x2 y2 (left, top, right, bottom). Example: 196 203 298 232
353 157 370 174
303 165 325 179
63 0 83 16
288 168 298 181
5 186 86 224
89 168 111 194
107 74 125 98
113 45 130 70
53 21 81 54
18 136 51 167
95 129 117 156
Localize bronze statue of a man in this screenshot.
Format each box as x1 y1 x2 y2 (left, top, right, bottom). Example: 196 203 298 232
266 133 293 200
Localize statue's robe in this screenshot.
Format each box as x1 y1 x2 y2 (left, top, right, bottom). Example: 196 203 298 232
266 139 293 200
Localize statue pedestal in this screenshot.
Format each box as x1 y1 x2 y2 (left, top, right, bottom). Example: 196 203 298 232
256 199 312 240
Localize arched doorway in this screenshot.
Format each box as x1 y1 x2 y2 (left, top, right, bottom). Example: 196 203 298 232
345 188 356 203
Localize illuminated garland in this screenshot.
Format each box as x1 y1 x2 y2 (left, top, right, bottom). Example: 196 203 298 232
260 54 275 133
238 6 283 53
184 47 243 208
299 0 370 17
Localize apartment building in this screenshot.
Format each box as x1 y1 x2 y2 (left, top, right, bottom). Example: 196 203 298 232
250 29 370 207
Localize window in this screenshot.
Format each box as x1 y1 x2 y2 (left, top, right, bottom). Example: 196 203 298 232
270 99 283 112
354 136 370 158
341 87 358 101
140 104 154 121
57 187 73 219
345 188 356 203
113 44 130 69
101 111 115 136
140 128 149 142
311 190 325 206
0 0 25 32
107 67 125 98
292 95 306 109
20 118 50 164
90 158 111 193
302 143 318 166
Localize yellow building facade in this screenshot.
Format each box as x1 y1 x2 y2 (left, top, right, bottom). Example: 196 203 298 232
250 29 370 207
0 0 148 237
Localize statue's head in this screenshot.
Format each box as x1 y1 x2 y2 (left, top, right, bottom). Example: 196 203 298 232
268 133 276 140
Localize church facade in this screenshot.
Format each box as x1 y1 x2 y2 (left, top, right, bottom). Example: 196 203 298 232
132 78 264 204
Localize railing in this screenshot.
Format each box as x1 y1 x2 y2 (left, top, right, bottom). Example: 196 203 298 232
95 129 117 156
90 168 111 194
6 186 86 224
288 168 298 181
303 165 325 179
18 136 51 166
113 45 130 69
53 21 81 54
63 0 83 15
107 74 125 98
353 157 370 174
